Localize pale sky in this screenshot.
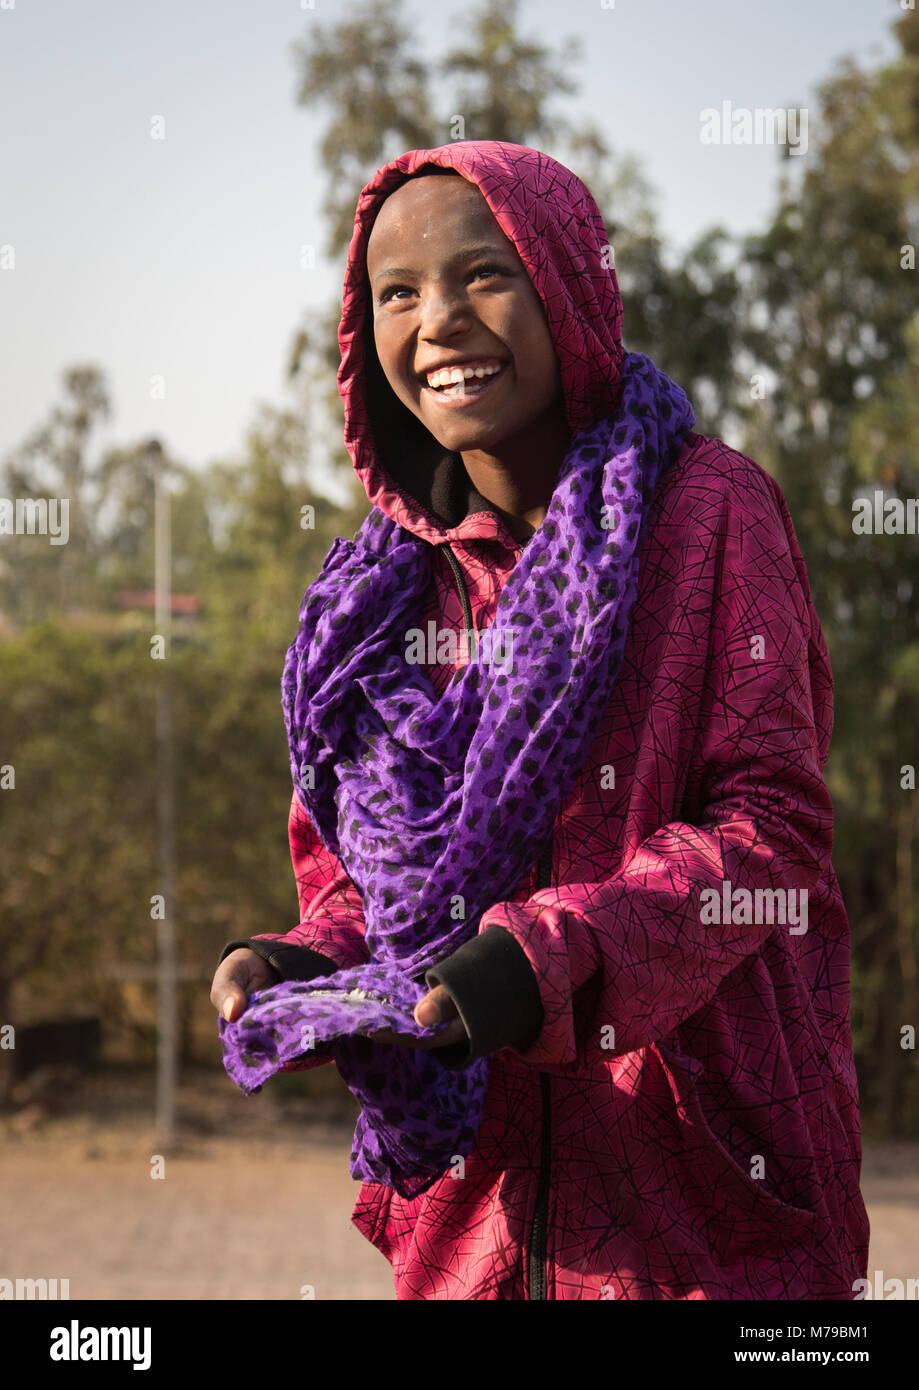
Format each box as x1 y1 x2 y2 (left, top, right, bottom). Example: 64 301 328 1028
0 0 900 482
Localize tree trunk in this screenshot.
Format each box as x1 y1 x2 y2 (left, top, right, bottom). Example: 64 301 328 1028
0 978 15 1109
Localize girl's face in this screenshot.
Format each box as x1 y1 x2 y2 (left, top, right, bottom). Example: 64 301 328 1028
365 174 564 459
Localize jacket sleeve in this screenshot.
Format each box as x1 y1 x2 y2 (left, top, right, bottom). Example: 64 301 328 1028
217 790 371 1071
427 458 835 1071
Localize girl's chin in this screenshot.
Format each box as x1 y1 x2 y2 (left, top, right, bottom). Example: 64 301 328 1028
419 416 510 454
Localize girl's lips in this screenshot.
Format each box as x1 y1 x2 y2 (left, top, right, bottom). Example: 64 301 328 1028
420 360 510 408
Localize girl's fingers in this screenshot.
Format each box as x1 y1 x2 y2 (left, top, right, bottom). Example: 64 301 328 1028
413 984 457 1026
360 988 464 1047
367 1010 467 1049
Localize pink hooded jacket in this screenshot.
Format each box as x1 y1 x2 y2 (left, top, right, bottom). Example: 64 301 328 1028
219 142 870 1299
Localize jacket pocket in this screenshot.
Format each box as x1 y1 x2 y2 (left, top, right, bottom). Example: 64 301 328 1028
652 1040 820 1261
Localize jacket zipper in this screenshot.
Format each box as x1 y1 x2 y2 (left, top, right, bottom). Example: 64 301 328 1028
440 540 554 1302
528 844 553 1301
439 542 478 661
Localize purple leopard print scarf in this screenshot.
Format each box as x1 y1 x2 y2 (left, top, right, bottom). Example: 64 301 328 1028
219 350 694 1198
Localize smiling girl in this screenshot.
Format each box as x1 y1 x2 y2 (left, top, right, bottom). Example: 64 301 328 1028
213 141 870 1301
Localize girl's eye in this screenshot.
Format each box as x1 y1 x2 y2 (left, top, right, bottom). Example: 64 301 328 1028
468 262 505 282
379 284 413 303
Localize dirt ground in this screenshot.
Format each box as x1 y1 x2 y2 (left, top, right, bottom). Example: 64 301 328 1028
1 1065 916 1301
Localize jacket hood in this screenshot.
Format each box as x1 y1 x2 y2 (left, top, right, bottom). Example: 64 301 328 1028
336 140 627 544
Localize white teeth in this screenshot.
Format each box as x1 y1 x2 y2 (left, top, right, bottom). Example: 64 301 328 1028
425 362 504 389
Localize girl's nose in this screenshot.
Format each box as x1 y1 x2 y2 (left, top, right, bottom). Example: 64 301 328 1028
418 286 473 340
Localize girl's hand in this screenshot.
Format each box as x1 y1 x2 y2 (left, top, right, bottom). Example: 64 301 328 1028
211 947 280 1023
368 984 468 1050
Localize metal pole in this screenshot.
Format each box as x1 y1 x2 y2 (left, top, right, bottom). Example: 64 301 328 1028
152 440 177 1146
